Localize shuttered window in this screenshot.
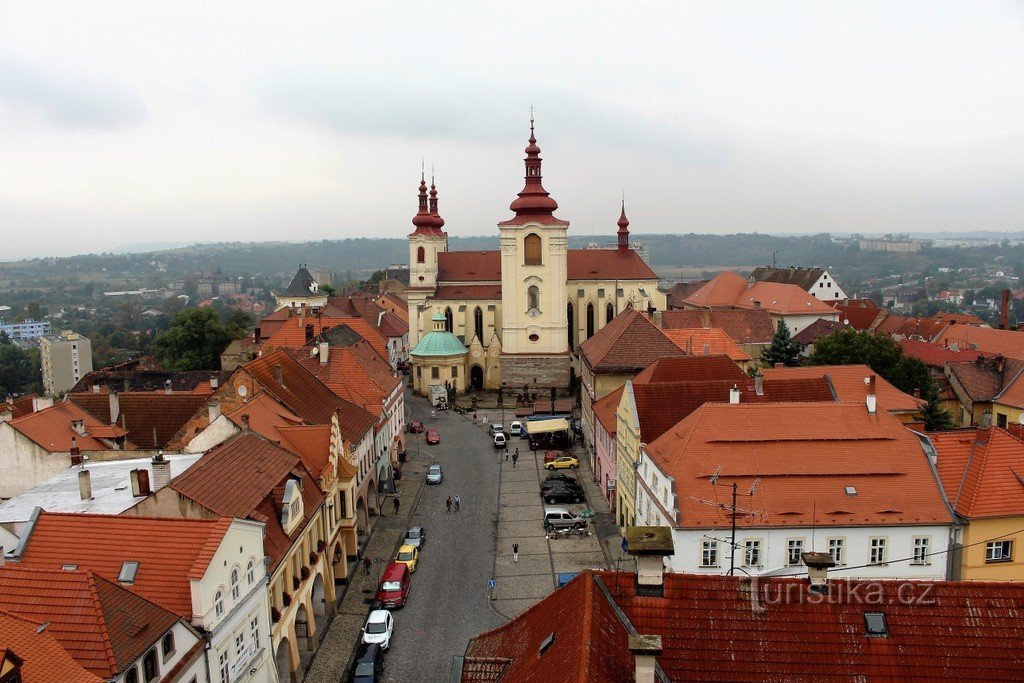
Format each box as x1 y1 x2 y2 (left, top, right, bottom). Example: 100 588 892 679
524 233 542 266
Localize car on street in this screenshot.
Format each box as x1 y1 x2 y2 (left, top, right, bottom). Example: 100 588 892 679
545 455 579 470
361 610 395 650
543 507 588 531
395 544 419 572
404 525 425 549
544 449 570 463
493 433 508 449
426 429 440 445
351 643 385 682
544 472 577 484
426 464 443 484
541 478 583 494
489 423 505 436
376 563 411 608
542 485 585 504
408 421 425 433
510 420 523 436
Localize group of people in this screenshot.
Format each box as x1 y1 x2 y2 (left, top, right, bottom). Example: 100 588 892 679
445 494 462 513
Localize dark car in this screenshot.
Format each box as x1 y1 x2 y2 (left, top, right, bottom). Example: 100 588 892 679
408 421 425 433
350 643 384 682
544 472 577 484
541 479 583 494
542 485 585 505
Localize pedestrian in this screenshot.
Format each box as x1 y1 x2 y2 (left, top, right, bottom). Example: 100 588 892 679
512 451 518 468
505 451 509 462
454 494 461 512
431 409 436 419
363 556 372 576
393 497 400 515
446 496 452 513
513 542 519 563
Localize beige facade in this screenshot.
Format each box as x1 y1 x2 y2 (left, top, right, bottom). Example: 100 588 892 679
40 331 92 396
614 382 641 528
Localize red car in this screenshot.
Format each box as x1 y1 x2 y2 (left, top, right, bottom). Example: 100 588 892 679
408 421 425 433
544 449 568 463
426 429 440 445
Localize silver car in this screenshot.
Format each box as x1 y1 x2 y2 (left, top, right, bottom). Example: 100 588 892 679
426 464 443 484
404 525 425 549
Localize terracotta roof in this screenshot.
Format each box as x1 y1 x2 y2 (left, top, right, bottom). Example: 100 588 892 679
930 427 1024 519
633 355 745 384
996 367 1024 409
70 368 229 394
888 316 948 342
437 251 502 283
579 308 685 374
243 350 349 424
947 357 1024 403
431 285 503 300
7 402 130 452
873 310 910 336
168 432 324 571
592 386 623 436
375 310 409 338
566 249 658 281
292 340 402 414
665 281 708 309
68 392 208 449
0 609 102 683
663 328 750 362
645 402 952 528
749 266 826 291
376 293 409 322
684 271 837 315
831 299 884 330
792 317 848 345
934 312 988 326
260 315 388 358
6 394 39 419
0 565 180 678
466 570 1024 682
900 339 983 368
276 424 333 478
17 512 234 618
660 308 775 343
763 364 924 413
225 392 305 441
935 325 1024 361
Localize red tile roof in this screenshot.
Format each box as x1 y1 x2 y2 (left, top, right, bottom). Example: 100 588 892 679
579 308 685 374
431 285 503 300
260 315 388 358
566 249 658 281
466 570 1024 682
292 340 402 415
276 424 333 478
7 402 131 452
0 609 102 683
934 311 988 326
792 317 848 345
763 364 924 414
592 386 623 436
645 402 952 528
684 271 837 315
68 392 208 449
887 316 949 342
437 251 501 283
947 357 1024 403
224 392 305 441
17 512 234 618
6 394 39 419
935 325 1024 361
900 339 983 368
662 328 750 362
243 350 350 425
930 427 1024 519
873 310 909 336
632 355 745 384
831 299 884 330
996 367 1024 409
665 281 708 309
0 565 179 679
660 308 775 343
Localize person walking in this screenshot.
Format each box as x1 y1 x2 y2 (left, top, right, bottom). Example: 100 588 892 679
363 556 372 576
505 451 509 462
393 497 400 515
513 542 519 563
512 451 519 468
454 494 461 512
446 496 452 513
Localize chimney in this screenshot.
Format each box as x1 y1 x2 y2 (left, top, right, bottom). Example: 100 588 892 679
729 384 740 404
1000 289 1011 329
801 551 836 594
626 526 674 595
92 383 100 394
78 469 93 500
70 419 86 436
129 468 151 497
108 392 120 426
273 364 284 387
210 375 219 390
305 323 314 343
701 307 711 328
208 401 221 422
774 362 783 369
240 414 251 431
319 341 329 365
628 635 663 683
754 371 764 396
164 379 172 395
866 374 877 414
151 451 172 491
752 300 761 309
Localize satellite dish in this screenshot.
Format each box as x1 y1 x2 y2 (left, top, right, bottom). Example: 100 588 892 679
237 385 248 397
843 319 849 325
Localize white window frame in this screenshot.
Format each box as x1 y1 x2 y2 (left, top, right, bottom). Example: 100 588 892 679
986 540 1013 563
214 589 224 617
743 539 762 567
869 537 888 565
701 540 719 568
911 536 930 565
786 538 805 566
827 537 846 566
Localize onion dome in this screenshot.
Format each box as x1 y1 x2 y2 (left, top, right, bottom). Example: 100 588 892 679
410 174 435 235
507 117 560 221
429 178 446 233
617 200 630 253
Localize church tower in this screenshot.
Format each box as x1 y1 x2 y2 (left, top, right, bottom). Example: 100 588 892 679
497 118 570 387
407 174 448 348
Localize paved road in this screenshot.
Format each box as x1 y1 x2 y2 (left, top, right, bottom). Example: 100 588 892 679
381 399 506 681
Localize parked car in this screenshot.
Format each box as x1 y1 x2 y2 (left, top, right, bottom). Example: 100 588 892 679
351 643 385 682
426 429 440 445
426 464 443 484
545 456 579 470
493 433 508 449
544 472 577 484
395 544 419 573
544 449 570 463
376 562 411 608
404 525 426 549
489 423 505 436
408 421 425 433
543 507 587 531
542 485 585 504
509 420 523 436
361 610 395 649
541 478 583 493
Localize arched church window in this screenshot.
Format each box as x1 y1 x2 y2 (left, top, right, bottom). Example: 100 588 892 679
606 302 615 325
586 303 595 339
527 286 540 313
567 301 574 349
524 233 542 266
474 307 484 342
444 307 453 333
417 246 425 264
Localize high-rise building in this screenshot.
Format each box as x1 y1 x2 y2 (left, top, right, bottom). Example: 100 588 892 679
40 331 92 396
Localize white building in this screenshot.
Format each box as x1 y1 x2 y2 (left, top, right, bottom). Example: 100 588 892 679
749 266 849 302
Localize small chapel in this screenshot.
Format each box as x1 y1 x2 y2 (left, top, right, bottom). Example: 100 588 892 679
408 119 665 394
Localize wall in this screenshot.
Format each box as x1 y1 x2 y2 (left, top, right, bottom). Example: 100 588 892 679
614 384 640 528
776 311 840 337
593 415 616 505
500 223 569 356
0 425 70 498
993 402 1023 430
959 516 1024 580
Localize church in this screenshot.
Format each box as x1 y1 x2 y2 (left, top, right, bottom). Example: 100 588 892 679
408 120 665 394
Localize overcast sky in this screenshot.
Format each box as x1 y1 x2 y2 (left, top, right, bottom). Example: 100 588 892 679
1 2 1021 259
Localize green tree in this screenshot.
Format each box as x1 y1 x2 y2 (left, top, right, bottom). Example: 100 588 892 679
916 385 954 431
153 308 235 371
809 328 934 396
761 320 800 367
0 343 40 397
319 283 337 297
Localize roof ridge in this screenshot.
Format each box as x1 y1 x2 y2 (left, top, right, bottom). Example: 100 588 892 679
577 571 594 682
84 570 120 676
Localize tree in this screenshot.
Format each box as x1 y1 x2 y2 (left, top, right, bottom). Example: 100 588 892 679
153 308 235 371
0 343 40 397
916 385 954 431
809 328 934 397
319 283 337 297
761 320 800 368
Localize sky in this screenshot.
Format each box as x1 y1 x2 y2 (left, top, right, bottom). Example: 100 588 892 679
0 1 1022 259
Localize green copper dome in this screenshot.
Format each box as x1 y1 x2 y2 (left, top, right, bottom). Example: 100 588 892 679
411 330 468 358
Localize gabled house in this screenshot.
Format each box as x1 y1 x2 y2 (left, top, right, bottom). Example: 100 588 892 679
273 265 328 312
659 307 774 360
946 356 1024 427
68 390 210 450
750 265 848 302
762 364 924 423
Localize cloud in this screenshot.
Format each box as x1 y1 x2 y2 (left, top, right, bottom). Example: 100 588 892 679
0 56 147 129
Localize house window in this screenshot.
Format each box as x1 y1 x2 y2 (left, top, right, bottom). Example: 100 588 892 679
214 589 224 617
247 559 255 585
828 538 845 566
606 302 614 324
444 307 453 332
986 540 1013 563
701 540 719 567
451 365 458 378
126 668 140 683
869 538 887 565
143 649 158 681
566 302 574 348
430 366 440 379
787 538 805 566
235 632 245 657
474 306 484 342
743 539 762 567
527 285 540 312
250 615 260 650
416 246 425 263
231 568 240 600
912 537 930 565
997 413 1008 428
864 612 888 637
161 632 175 659
524 233 542 266
586 303 595 339
219 650 229 683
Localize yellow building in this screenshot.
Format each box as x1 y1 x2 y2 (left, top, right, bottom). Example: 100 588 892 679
614 380 641 528
993 369 1024 429
929 427 1024 580
406 121 664 393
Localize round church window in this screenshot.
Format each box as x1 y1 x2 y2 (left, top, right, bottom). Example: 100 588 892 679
528 333 540 343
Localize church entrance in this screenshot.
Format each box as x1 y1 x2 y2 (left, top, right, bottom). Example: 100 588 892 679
470 365 484 390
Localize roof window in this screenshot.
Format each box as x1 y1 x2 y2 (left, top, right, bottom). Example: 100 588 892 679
538 632 556 656
863 612 888 637
118 561 140 584
61 564 78 571
844 486 857 496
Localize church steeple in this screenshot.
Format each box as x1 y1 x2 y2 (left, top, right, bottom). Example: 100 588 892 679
503 115 564 226
410 173 435 235
617 200 630 253
429 176 446 234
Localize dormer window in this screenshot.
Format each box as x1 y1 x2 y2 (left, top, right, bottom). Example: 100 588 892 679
281 479 304 534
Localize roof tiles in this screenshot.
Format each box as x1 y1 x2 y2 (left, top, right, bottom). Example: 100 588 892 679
931 427 1024 519
7 402 129 452
579 308 686 374
68 392 208 449
660 308 775 343
0 609 102 683
763 364 923 413
662 328 751 362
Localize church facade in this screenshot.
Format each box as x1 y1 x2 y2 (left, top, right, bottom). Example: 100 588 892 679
407 121 665 392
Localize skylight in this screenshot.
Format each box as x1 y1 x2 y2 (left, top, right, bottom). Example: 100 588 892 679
844 486 857 496
60 564 78 571
118 561 140 584
538 632 556 656
864 612 888 637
